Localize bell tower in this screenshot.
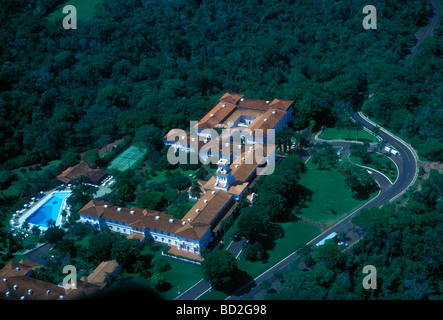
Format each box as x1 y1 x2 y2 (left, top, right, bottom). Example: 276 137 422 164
214 158 235 191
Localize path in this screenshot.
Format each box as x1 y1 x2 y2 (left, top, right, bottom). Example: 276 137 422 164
225 110 416 300
406 0 440 59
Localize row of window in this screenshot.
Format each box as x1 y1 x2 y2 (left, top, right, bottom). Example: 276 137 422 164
81 216 199 247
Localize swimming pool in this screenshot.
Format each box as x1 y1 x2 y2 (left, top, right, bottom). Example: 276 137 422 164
24 192 71 228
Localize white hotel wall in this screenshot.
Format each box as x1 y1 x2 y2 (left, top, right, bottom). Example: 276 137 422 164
79 214 203 254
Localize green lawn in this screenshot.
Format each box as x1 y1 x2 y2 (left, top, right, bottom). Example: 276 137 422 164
320 126 379 143
237 220 321 277
200 158 379 300
47 0 102 23
349 153 398 183
200 219 322 300
297 160 378 226
159 257 204 299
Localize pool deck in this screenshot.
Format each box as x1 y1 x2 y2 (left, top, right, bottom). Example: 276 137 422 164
14 190 71 230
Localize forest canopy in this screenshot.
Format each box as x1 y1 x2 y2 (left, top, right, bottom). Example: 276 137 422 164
0 0 441 170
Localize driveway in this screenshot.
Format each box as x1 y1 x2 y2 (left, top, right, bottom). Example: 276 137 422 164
225 106 418 300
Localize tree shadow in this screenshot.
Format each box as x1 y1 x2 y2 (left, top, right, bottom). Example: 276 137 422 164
289 183 313 208
218 268 255 297
259 222 284 254
157 281 172 292
353 184 380 201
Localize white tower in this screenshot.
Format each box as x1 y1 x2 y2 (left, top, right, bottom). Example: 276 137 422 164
214 158 235 191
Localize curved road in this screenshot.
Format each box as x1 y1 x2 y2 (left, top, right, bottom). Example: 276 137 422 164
175 107 418 300
221 106 418 301
406 0 440 59
176 0 439 299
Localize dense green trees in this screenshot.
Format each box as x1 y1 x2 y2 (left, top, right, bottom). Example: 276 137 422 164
271 171 442 300
310 142 339 170
236 154 308 261
0 0 439 173
66 176 98 211
342 164 379 200
43 227 66 244
350 143 371 165
202 250 239 290
166 172 191 191
136 189 167 211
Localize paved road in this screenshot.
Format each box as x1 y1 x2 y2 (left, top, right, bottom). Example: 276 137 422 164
175 112 417 300
175 106 418 300
175 0 436 301
406 0 440 59
223 106 418 300
174 236 246 300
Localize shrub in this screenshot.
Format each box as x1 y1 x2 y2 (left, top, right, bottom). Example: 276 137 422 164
152 256 171 273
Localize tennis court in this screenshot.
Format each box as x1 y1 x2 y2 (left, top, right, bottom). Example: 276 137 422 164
108 145 146 171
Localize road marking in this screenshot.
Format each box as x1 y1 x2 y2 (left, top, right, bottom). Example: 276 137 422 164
185 111 420 301
174 278 205 300
357 111 418 202
225 112 417 300
346 154 394 185
194 284 213 301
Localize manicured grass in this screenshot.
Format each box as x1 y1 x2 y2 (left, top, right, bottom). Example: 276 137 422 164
137 166 203 198
159 258 204 300
349 153 398 183
320 127 379 142
298 160 377 226
200 158 379 299
47 0 102 23
200 219 322 300
141 166 200 186
237 220 322 277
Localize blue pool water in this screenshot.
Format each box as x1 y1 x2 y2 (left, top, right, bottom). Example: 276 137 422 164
26 192 71 227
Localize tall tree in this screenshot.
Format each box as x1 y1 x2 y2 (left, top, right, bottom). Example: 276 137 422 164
202 250 239 290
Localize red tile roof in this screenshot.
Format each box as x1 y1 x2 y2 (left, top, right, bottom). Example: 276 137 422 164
237 98 272 111
196 102 237 130
57 161 107 184
0 260 103 300
268 98 293 111
247 108 287 137
219 92 244 104
79 190 235 241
